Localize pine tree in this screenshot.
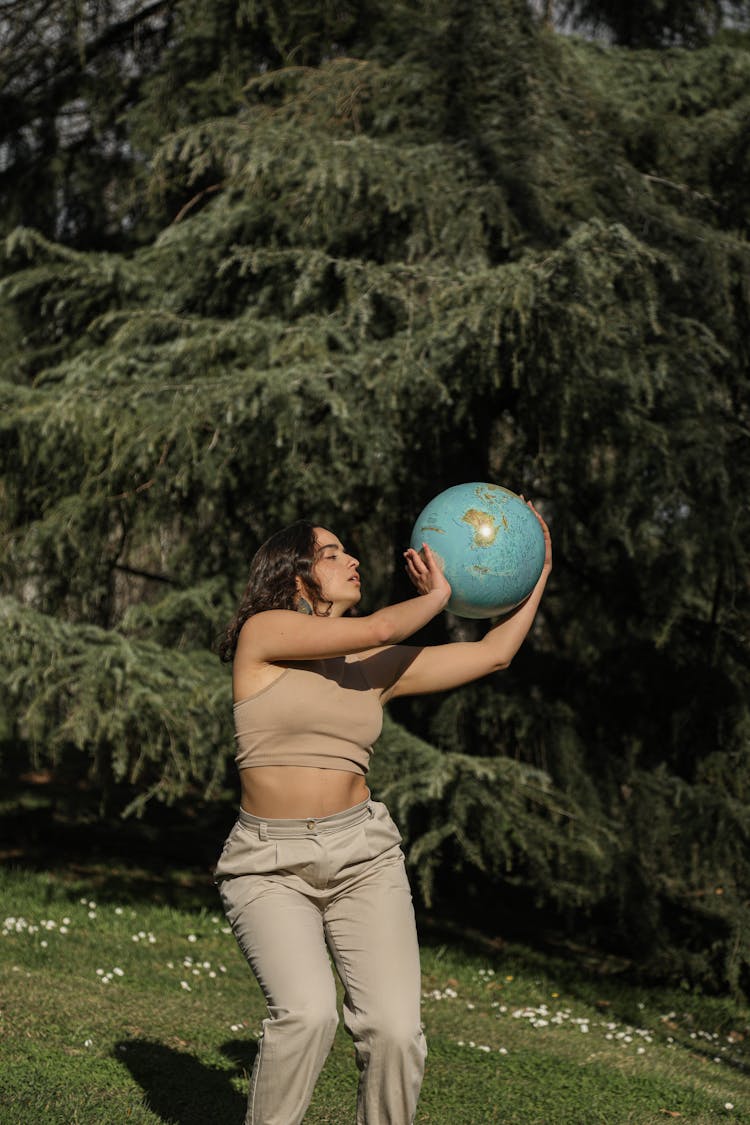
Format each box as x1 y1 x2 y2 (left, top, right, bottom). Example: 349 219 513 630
2 0 750 991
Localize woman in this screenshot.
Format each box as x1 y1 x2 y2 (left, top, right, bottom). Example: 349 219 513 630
215 506 551 1125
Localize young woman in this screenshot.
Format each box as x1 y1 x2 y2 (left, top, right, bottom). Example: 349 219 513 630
215 506 551 1125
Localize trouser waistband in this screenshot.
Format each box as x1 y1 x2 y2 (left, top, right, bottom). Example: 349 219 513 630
237 793 373 838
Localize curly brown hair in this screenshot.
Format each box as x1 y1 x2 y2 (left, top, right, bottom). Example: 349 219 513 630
217 521 331 662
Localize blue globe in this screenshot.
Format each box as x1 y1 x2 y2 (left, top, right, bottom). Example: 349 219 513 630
409 482 545 619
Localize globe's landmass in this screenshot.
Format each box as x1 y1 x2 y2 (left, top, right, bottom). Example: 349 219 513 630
410 482 545 619
461 507 503 546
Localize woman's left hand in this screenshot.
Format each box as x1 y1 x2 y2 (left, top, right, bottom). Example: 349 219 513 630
403 542 452 601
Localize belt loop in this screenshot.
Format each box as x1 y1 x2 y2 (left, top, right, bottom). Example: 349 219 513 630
259 822 269 841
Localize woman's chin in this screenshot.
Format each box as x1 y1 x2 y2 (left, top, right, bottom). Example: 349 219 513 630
345 587 362 608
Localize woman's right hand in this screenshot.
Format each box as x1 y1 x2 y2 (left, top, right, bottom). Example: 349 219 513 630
404 543 452 607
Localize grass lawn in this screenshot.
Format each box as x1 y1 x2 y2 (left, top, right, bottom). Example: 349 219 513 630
1 865 749 1124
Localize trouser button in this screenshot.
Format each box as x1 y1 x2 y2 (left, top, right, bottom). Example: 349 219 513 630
306 820 315 830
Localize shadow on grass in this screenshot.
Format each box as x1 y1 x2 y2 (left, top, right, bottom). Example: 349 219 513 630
115 1038 257 1124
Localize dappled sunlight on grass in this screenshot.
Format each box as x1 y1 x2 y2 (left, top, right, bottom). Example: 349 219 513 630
1 868 750 1123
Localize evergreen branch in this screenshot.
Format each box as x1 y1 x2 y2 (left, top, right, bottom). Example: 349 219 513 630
640 171 721 208
172 183 225 224
112 563 175 585
0 596 232 809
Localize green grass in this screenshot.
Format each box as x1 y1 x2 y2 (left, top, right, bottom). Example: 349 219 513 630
1 866 749 1124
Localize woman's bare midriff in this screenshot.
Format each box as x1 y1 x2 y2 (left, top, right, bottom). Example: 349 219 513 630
239 765 369 819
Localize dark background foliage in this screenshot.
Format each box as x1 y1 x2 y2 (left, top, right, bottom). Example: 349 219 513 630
1 0 750 994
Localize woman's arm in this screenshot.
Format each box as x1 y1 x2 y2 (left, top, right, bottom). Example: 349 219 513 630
238 544 451 663
387 501 552 699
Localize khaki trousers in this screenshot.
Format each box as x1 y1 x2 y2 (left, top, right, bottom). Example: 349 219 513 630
214 796 427 1125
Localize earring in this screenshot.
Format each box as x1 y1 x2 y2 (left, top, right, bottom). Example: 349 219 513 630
297 596 313 615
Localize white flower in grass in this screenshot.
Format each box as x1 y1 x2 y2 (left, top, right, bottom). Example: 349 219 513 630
113 967 124 977
59 926 68 935
725 1104 734 1111
180 981 191 991
498 1047 508 1055
96 969 104 976
88 901 96 909
40 940 48 948
115 907 123 915
637 1047 646 1054
84 1039 93 1048
221 926 231 934
478 1045 491 1053
87 911 96 920
466 1002 475 1010
187 934 197 943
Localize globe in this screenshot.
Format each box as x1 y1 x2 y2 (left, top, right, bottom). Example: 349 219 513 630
409 482 545 619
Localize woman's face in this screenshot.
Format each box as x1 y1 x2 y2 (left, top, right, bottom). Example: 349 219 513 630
310 527 361 612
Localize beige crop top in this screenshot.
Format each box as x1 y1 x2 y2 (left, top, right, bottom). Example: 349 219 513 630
233 647 417 775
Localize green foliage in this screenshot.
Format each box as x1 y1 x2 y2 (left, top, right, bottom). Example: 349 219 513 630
372 714 614 909
1 0 750 992
558 0 750 48
0 0 177 248
0 597 232 813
